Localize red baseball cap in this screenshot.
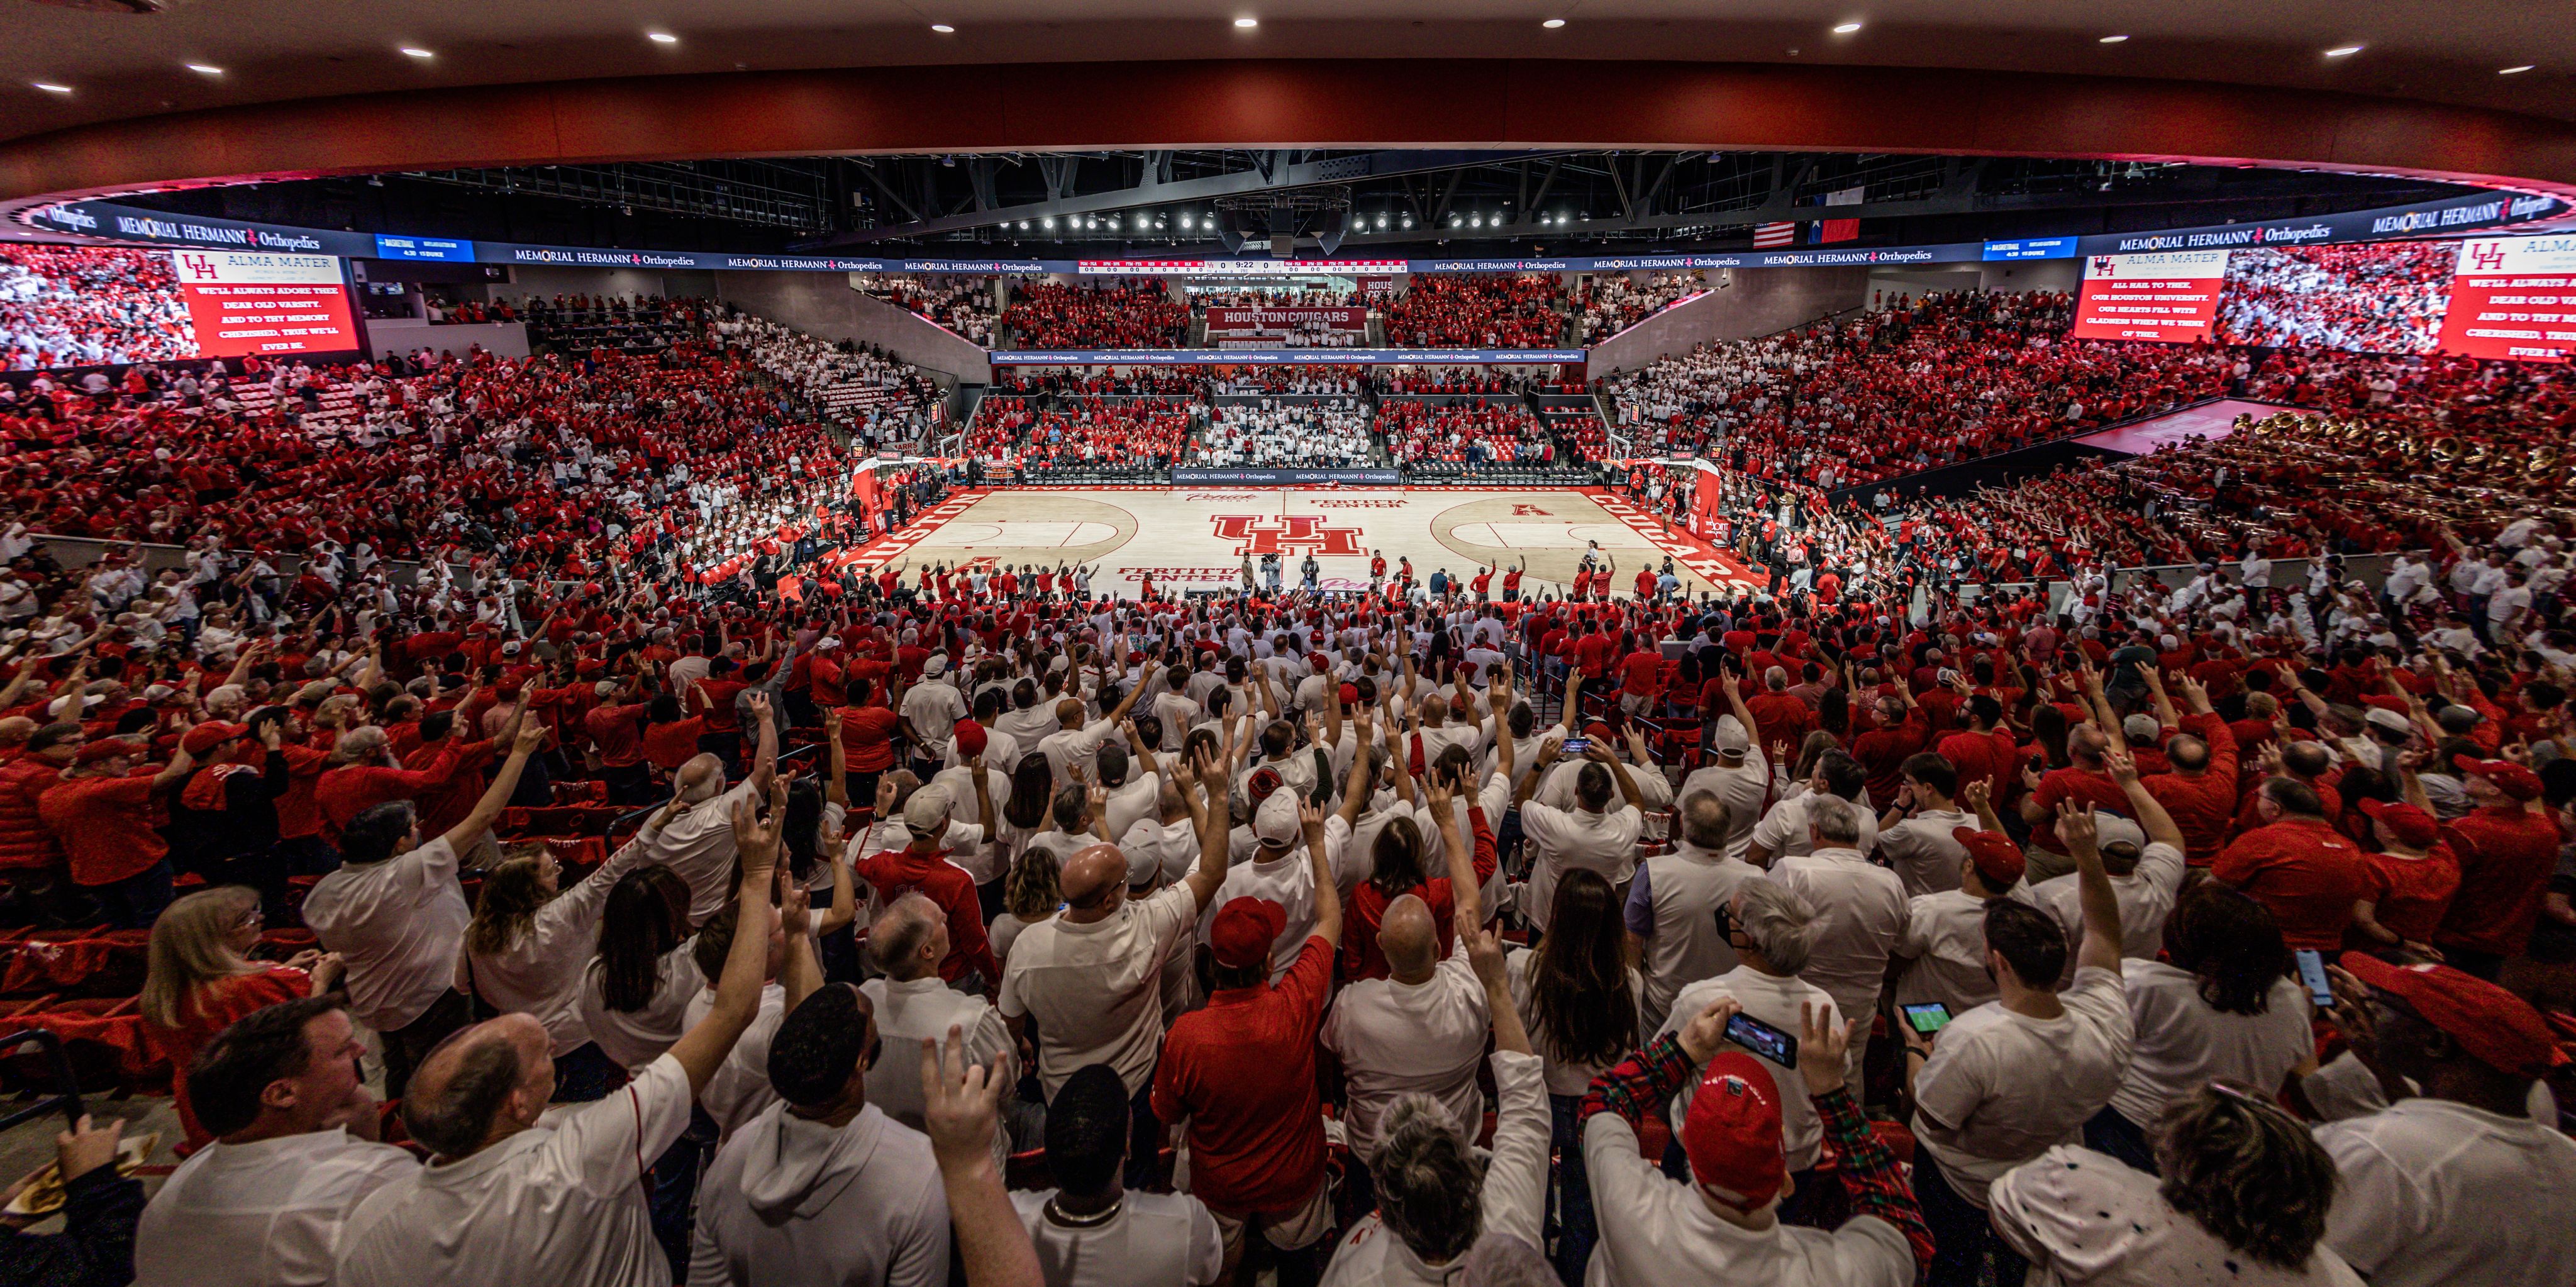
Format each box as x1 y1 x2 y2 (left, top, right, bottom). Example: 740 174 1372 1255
1680 1052 1788 1208
1209 897 1285 973
2451 755 2544 801
1338 682 1360 706
953 719 989 759
180 722 247 757
1951 827 2027 887
1582 721 1614 740
75 738 138 764
1245 766 1284 803
2357 798 2441 848
2339 952 2568 1079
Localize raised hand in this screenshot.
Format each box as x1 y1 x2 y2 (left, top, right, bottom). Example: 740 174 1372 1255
2056 800 2099 854
1797 1001 1864 1098
920 1025 1003 1176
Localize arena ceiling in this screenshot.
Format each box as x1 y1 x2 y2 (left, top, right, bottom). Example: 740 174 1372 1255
3 1 2575 218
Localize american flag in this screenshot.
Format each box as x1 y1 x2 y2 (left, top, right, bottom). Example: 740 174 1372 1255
1752 222 1796 248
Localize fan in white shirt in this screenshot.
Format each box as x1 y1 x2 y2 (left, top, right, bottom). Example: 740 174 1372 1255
687 981 952 1287
135 997 419 1287
1626 791 1762 1032
2303 951 2576 1287
1764 795 1905 1093
1889 822 2028 1021
1512 738 1646 933
1322 918 1548 1287
1901 797 2138 1286
1992 1086 2365 1287
1013 1062 1224 1287
2085 883 2314 1171
862 894 1019 1175
333 784 798 1287
1322 785 1494 1162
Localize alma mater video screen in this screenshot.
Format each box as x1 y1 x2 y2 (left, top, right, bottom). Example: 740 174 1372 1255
2074 237 2576 363
0 244 361 370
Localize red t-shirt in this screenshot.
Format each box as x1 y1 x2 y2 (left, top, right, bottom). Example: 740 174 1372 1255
1152 935 1332 1214
2434 807 2563 957
852 846 997 983
641 718 707 772
39 771 170 886
145 966 308 1149
2213 816 2371 951
2030 766 2130 854
586 703 650 768
839 705 901 773
2359 845 2463 946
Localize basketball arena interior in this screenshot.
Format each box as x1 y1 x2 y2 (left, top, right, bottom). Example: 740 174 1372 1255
0 4 2571 1286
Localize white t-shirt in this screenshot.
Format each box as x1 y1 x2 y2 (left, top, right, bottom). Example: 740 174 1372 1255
999 882 1200 1096
683 981 789 1145
335 1054 695 1287
135 1128 419 1287
2314 1097 2576 1287
1321 1050 1549 1287
1890 889 2004 1019
1875 808 1973 898
1911 966 2135 1209
579 940 705 1071
2018 843 2187 981
1320 935 1489 1161
303 836 470 1032
1010 1190 1221 1287
648 777 763 924
1750 790 1879 861
2107 964 2311 1129
1520 801 1642 932
1991 1145 2364 1286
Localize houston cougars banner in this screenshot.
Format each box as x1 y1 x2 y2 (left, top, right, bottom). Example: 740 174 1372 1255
1204 306 1370 335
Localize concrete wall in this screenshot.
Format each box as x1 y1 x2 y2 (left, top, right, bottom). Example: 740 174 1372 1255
711 270 991 384
364 316 530 360
499 265 696 303
1867 260 2080 306
1584 265 1870 378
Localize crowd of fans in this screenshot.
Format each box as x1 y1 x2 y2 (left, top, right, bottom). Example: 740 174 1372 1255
1608 289 2231 489
2215 243 2460 356
1000 282 1191 350
857 274 1000 345
1575 271 1708 345
1383 274 1571 349
3 254 2576 1287
963 395 1196 478
1380 397 1562 470
1184 398 1374 469
0 247 196 370
734 315 946 450
0 454 2563 1287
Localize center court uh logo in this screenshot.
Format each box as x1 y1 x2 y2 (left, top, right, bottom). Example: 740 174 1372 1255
1212 515 1365 557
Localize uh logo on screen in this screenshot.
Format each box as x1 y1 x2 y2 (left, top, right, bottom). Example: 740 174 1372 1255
1212 515 1365 557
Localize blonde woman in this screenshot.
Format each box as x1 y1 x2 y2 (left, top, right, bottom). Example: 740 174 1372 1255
456 798 675 1101
140 886 341 1150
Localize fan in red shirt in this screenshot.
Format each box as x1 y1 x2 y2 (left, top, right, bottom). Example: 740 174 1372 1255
2349 799 2462 955
2431 758 2560 979
1152 844 1342 1268
38 736 195 927
851 778 998 985
2211 776 2372 952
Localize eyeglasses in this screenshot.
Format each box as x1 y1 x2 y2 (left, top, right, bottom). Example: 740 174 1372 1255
235 907 265 930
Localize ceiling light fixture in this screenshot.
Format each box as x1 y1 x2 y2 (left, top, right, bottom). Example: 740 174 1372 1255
2501 64 2534 74
2324 45 2362 57
186 64 224 75
1542 18 1565 28
647 31 677 44
400 47 435 59
931 23 953 33
31 82 70 94
1832 21 1863 35
2098 34 2128 43
1235 16 1258 28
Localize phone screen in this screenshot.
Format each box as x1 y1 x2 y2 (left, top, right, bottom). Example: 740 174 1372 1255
2294 950 2334 1008
1901 1003 1952 1035
1560 737 1589 756
1724 1012 1799 1067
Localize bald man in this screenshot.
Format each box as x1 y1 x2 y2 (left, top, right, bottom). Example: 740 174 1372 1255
644 692 778 923
862 894 1016 1174
334 785 789 1287
1321 784 1493 1163
1001 747 1236 1189
1036 675 1145 788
